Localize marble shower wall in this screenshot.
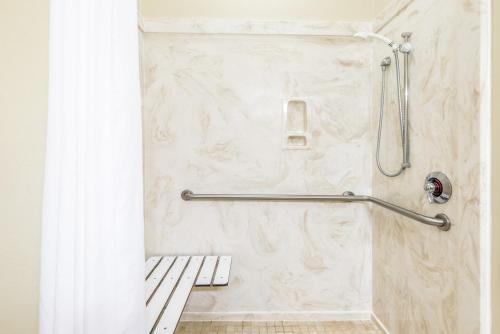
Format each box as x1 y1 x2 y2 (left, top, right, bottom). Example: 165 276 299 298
141 29 373 317
371 0 484 333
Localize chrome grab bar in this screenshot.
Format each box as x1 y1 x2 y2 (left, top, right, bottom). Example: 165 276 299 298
181 190 451 231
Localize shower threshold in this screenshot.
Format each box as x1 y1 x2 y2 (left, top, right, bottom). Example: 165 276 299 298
175 320 383 334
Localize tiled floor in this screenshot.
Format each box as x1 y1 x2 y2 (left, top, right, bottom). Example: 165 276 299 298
175 321 383 334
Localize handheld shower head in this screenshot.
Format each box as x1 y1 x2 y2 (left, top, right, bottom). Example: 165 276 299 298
354 32 396 48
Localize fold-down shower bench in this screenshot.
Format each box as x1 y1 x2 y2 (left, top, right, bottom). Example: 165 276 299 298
146 255 232 334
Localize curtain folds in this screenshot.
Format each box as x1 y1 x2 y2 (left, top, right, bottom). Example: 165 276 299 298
40 0 145 333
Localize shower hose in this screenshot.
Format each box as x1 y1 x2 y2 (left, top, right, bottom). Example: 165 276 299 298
376 49 407 177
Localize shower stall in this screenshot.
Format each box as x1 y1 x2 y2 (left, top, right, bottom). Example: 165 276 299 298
138 0 490 333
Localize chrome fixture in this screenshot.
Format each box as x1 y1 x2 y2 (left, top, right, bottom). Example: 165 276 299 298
354 32 396 48
424 171 452 204
181 189 451 231
356 31 413 177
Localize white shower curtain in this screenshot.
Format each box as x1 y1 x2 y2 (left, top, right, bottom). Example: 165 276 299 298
39 1 145 333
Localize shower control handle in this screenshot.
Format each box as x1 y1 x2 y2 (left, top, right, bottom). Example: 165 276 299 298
424 172 452 204
424 181 438 203
424 181 436 192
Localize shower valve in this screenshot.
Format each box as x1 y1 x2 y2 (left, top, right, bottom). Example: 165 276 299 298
424 172 452 204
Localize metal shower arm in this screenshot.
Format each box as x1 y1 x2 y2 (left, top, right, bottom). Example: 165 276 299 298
181 190 451 231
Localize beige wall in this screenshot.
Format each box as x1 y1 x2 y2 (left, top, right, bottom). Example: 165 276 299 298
373 0 393 12
140 0 376 21
141 27 373 318
0 0 48 333
371 0 482 332
492 0 499 331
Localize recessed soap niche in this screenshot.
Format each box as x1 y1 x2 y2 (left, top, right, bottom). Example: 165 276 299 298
282 99 312 149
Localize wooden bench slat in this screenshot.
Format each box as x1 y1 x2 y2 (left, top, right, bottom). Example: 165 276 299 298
147 256 190 333
146 256 176 302
195 256 218 286
152 256 204 334
145 256 162 279
213 256 231 286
